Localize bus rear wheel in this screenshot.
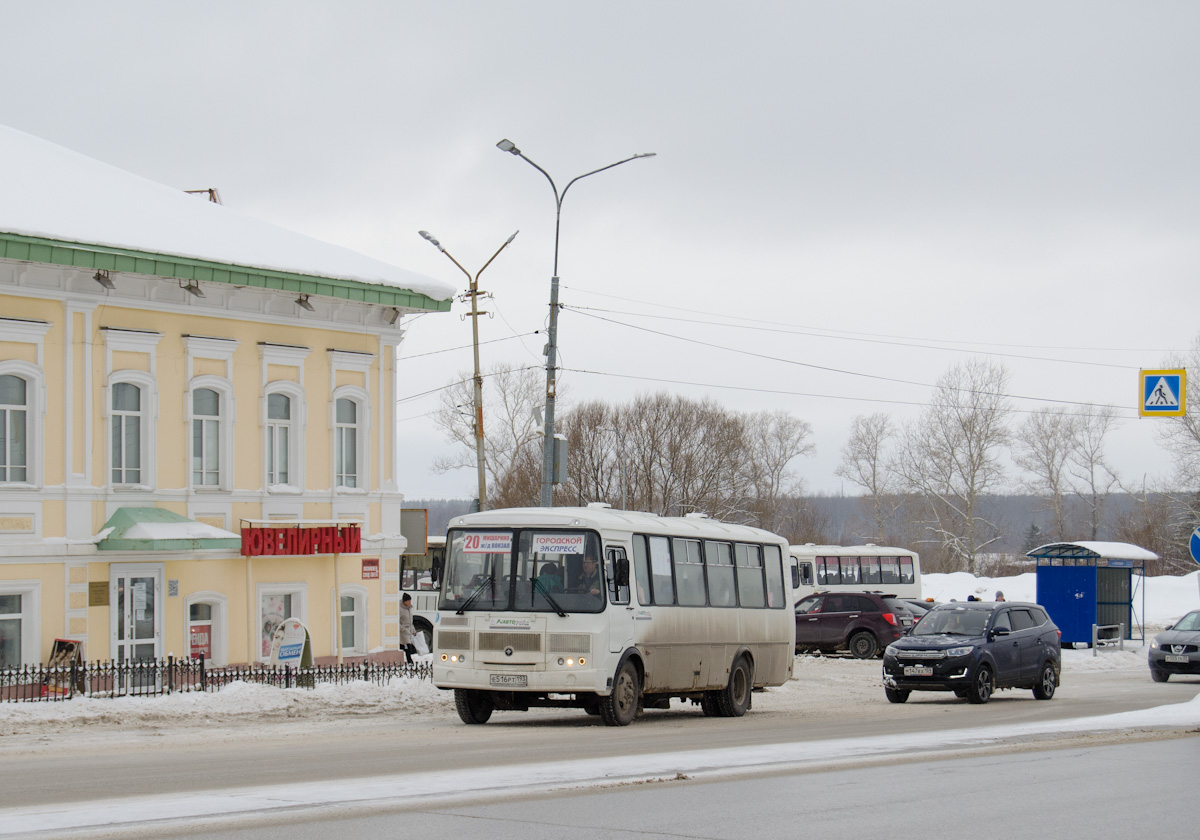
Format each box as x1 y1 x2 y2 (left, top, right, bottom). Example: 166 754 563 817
600 660 641 726
717 657 752 717
454 689 493 724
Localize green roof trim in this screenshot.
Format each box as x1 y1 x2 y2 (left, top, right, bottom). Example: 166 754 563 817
97 506 242 552
0 232 452 313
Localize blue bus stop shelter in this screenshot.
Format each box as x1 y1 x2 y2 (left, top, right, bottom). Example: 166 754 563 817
1027 541 1155 645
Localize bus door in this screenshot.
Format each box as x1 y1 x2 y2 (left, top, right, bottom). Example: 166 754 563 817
605 545 632 653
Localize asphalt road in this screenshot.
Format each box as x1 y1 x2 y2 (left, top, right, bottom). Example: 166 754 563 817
166 737 1200 840
3 664 1197 811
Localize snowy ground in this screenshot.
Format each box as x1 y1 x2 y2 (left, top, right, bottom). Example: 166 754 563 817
1 569 1196 739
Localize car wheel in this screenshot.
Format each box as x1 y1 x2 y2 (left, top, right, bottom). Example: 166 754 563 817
885 687 910 704
849 632 878 659
454 689 494 724
966 665 994 704
1032 662 1057 700
717 657 753 717
600 659 641 726
1150 667 1170 683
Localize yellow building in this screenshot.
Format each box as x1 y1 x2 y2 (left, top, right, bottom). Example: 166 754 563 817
0 125 454 668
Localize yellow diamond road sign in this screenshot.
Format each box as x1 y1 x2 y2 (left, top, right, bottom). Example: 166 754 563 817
1139 369 1186 417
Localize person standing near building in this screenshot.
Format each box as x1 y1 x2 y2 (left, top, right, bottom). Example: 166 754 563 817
398 593 418 661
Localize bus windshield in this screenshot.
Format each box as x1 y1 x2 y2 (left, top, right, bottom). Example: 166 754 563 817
439 529 606 614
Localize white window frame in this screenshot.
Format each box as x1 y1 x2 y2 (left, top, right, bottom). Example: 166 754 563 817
331 385 369 492
188 376 235 491
183 591 229 667
0 361 43 488
262 381 306 492
335 584 368 656
105 371 157 489
256 583 307 662
0 580 40 667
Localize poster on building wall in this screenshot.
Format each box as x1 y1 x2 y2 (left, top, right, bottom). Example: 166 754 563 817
362 558 380 579
189 624 212 659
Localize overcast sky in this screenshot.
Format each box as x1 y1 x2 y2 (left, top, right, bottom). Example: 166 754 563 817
4 2 1198 502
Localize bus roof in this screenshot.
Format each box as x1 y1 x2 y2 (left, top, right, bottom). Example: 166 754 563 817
448 507 788 544
789 544 918 557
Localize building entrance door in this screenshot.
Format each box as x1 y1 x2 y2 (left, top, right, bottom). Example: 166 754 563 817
110 565 163 689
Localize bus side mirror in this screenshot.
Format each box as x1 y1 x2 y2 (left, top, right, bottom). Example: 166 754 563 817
614 557 630 587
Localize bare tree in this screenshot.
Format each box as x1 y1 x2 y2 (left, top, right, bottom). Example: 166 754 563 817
1065 404 1120 540
431 362 544 503
836 413 904 544
742 410 815 532
1012 407 1075 540
894 359 1012 574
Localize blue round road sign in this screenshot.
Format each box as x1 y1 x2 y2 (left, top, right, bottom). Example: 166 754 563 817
1191 526 1200 565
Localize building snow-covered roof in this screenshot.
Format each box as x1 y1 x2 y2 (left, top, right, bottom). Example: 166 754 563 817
0 124 454 305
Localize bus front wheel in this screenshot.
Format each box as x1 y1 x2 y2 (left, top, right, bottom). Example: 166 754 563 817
454 689 493 724
600 660 641 726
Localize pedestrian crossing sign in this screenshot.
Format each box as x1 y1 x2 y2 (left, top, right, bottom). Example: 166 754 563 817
1139 369 1186 417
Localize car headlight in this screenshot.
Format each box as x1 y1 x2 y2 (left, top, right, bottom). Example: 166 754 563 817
1150 639 1160 650
884 644 898 657
945 646 975 657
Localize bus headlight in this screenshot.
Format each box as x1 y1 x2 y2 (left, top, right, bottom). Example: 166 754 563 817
441 653 466 663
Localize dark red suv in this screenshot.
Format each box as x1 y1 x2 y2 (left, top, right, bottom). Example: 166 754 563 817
794 591 914 658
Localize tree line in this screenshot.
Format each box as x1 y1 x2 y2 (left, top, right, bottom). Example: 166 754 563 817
431 334 1200 576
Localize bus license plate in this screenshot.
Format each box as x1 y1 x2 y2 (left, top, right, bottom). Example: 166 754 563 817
903 665 933 677
1164 655 1188 663
490 674 528 687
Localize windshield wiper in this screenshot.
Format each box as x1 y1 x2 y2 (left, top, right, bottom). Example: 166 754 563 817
534 578 568 618
456 577 495 615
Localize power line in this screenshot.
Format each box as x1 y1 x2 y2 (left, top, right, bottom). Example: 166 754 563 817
561 283 1177 354
563 304 1138 371
567 308 1122 410
396 331 539 362
559 366 1135 419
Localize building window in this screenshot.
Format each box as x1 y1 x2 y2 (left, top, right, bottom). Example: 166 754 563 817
111 382 142 485
258 585 306 661
338 585 367 655
0 374 28 483
192 388 221 486
0 582 39 667
267 393 290 486
0 593 23 668
335 398 359 488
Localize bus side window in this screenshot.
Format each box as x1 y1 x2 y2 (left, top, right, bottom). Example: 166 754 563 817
606 547 630 605
632 535 652 605
799 562 814 588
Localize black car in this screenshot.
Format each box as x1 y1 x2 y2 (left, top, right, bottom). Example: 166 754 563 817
1148 609 1200 682
881 601 1061 704
794 591 914 658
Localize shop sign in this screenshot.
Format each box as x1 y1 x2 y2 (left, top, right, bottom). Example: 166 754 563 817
269 618 312 667
241 525 361 557
362 558 380 579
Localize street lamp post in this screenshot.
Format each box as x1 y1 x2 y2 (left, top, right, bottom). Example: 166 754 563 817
495 139 655 507
418 229 519 512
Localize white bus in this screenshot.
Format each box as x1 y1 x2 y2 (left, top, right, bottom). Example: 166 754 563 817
789 544 923 601
400 536 445 651
432 506 795 726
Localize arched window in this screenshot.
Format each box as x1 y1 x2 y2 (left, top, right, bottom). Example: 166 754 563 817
111 382 142 485
0 374 28 484
192 388 221 486
267 393 290 486
335 397 360 488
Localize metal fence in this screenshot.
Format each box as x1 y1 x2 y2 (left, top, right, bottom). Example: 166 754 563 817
0 655 432 703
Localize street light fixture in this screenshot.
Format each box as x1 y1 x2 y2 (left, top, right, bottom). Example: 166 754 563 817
495 139 656 507
418 229 519 512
